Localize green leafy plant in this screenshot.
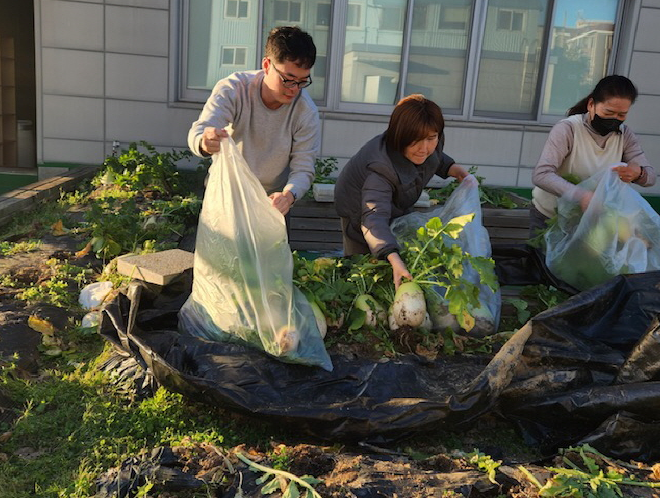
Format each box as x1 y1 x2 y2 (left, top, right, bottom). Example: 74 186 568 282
237 451 323 498
85 199 143 259
293 215 500 355
0 239 41 256
94 141 192 196
519 444 660 497
461 449 502 484
17 259 92 308
520 284 569 315
427 167 527 209
313 156 338 184
502 297 531 328
401 213 498 331
82 190 201 260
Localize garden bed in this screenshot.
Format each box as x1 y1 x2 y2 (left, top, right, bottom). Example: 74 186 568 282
3 145 659 498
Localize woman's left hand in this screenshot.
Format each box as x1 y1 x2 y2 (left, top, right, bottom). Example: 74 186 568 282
448 164 469 182
387 252 412 290
613 163 642 183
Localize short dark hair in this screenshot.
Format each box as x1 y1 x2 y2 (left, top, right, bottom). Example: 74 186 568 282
385 94 445 153
567 75 638 116
265 26 316 69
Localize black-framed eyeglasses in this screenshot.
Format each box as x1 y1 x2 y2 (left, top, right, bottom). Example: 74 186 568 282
271 63 313 89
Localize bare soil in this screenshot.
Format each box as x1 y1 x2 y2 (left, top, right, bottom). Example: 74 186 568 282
95 440 660 498
0 231 101 375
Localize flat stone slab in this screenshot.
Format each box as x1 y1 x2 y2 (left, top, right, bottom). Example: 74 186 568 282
116 249 194 286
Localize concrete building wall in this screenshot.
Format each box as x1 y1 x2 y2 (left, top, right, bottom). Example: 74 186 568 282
34 0 660 195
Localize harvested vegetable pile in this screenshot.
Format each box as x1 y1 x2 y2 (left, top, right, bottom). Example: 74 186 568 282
294 213 507 359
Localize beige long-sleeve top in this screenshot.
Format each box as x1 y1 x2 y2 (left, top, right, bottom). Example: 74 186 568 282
532 113 655 216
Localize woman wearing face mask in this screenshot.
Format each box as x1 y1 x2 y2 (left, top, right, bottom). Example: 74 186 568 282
334 94 468 289
530 75 656 234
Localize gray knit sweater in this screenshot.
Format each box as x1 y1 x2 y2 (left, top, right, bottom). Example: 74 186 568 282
188 70 320 199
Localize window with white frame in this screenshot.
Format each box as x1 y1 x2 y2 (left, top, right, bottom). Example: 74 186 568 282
347 3 361 28
181 0 624 121
438 5 470 30
496 9 524 31
274 0 302 22
222 47 247 66
225 0 249 19
412 4 427 30
316 2 331 26
379 6 404 30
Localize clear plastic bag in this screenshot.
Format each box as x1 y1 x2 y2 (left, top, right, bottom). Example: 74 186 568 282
545 168 660 291
391 175 501 336
178 137 332 371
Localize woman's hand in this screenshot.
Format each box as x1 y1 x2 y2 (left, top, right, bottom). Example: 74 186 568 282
612 163 643 183
448 164 469 182
387 252 412 290
579 189 594 212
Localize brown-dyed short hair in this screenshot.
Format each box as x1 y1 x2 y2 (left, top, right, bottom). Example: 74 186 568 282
265 26 316 69
385 94 444 153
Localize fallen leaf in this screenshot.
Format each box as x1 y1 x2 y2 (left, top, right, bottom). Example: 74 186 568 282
462 310 475 333
75 241 92 258
652 463 660 481
51 220 69 236
28 316 57 336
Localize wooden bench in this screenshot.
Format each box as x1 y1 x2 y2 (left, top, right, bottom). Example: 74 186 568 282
289 199 531 253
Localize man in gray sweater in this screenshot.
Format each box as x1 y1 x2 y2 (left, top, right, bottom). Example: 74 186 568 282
188 26 320 216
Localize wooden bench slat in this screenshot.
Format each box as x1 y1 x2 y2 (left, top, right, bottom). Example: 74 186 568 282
290 217 341 231
289 229 343 243
485 226 530 239
288 199 531 251
290 241 343 251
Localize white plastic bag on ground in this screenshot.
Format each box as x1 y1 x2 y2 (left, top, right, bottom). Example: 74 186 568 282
81 311 101 330
545 168 660 291
391 175 501 336
79 281 114 309
178 137 332 371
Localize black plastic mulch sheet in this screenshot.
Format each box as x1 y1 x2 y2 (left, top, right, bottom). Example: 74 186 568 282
100 270 660 461
496 270 660 461
491 243 580 294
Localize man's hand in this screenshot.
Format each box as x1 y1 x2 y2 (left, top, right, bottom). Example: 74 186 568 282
269 191 295 216
200 127 228 155
448 164 469 182
387 252 412 290
612 162 643 183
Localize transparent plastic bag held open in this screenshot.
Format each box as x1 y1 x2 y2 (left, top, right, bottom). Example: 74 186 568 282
178 137 332 371
545 168 660 291
390 174 501 336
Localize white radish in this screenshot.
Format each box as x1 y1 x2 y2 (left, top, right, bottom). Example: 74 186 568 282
308 300 328 339
354 294 387 326
388 305 399 331
274 325 300 354
392 282 426 328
